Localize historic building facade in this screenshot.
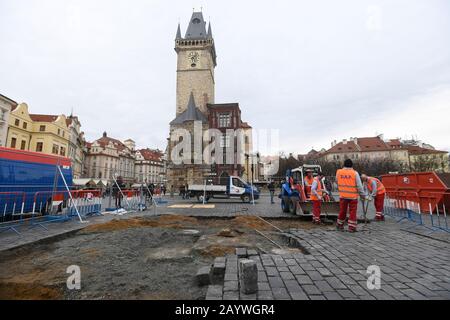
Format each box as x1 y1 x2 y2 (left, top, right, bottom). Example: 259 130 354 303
167 11 253 188
66 115 87 179
135 148 166 184
6 102 70 157
85 132 136 184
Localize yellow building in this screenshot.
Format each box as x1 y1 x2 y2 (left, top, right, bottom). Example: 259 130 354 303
7 103 70 157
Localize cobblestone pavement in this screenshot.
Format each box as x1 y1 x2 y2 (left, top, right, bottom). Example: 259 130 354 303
206 221 450 300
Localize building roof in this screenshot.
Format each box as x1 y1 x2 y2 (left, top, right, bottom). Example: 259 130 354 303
0 93 17 106
185 12 208 39
137 148 164 162
241 121 252 129
406 146 448 155
93 132 128 152
208 103 240 109
29 114 60 123
170 92 207 125
326 136 391 154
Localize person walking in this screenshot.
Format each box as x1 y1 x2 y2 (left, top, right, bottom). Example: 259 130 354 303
336 159 366 232
268 180 276 204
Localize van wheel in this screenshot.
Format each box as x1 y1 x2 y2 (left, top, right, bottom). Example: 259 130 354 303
241 194 251 203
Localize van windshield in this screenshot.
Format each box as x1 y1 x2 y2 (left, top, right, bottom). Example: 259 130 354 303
232 178 246 188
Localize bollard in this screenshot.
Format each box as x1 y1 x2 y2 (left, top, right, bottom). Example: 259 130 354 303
239 259 258 294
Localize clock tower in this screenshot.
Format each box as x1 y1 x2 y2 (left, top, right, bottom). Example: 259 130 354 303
175 12 217 115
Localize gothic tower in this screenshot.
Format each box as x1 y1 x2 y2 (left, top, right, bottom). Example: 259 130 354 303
175 12 217 115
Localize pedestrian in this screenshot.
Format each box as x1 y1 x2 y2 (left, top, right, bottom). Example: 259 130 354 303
180 184 186 199
170 184 174 198
361 174 386 221
336 159 366 232
162 185 167 196
112 176 125 209
310 171 327 224
268 180 276 204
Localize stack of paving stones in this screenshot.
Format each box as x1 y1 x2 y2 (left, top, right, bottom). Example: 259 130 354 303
199 221 450 300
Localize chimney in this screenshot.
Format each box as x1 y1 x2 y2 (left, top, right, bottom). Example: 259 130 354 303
103 132 107 138
343 139 347 145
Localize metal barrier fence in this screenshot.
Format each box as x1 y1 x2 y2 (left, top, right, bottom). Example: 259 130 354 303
384 191 449 233
0 189 104 235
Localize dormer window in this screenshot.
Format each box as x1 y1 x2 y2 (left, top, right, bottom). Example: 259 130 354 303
192 18 201 24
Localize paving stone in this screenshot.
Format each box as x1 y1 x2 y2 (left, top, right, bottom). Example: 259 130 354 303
206 285 223 300
309 295 327 300
239 259 258 294
326 277 347 289
196 266 211 286
247 249 258 256
277 266 290 272
289 265 306 275
236 247 247 258
337 289 358 299
317 267 333 277
324 291 343 300
258 282 271 291
268 276 285 288
257 291 274 300
272 287 291 300
224 273 238 281
295 275 313 285
280 271 295 280
222 291 239 300
302 285 321 296
224 280 239 292
315 280 334 292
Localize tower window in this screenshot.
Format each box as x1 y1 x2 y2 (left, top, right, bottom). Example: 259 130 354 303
192 18 201 24
218 113 231 127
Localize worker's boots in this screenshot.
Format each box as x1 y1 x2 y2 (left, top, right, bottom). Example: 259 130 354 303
336 224 344 231
375 215 385 221
348 227 357 233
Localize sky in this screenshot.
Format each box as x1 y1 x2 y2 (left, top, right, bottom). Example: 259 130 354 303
1 0 449 154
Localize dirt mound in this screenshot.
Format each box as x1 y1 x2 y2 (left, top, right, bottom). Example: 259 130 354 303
217 228 243 238
232 216 273 230
81 215 199 233
196 245 235 257
0 282 62 300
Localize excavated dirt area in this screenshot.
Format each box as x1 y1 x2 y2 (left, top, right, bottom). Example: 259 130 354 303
0 214 326 300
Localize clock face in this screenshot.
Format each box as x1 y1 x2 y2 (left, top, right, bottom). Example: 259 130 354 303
188 51 199 66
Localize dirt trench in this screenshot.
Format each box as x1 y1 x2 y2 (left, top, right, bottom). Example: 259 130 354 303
0 214 326 300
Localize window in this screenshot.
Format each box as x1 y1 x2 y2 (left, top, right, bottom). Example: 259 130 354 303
14 119 19 126
52 144 59 154
60 146 66 156
57 129 61 135
20 140 26 150
220 135 230 148
36 142 43 152
218 113 231 127
40 125 46 132
23 122 27 129
10 137 17 148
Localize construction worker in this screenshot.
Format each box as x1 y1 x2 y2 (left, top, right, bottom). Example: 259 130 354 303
361 174 386 221
336 159 365 232
310 171 327 224
304 170 314 199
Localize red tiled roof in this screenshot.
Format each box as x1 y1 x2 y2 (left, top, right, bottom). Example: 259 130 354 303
29 114 59 122
327 136 391 154
406 146 448 155
137 149 164 161
241 121 252 129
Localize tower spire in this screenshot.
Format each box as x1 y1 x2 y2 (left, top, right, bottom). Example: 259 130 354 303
207 22 213 38
176 23 182 39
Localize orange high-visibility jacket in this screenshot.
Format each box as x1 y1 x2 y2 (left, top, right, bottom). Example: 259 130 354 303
310 177 323 201
367 177 386 195
304 176 314 187
336 168 359 199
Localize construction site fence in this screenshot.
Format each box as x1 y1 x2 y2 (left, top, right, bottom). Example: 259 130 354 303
118 189 148 212
384 191 449 233
0 189 104 235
